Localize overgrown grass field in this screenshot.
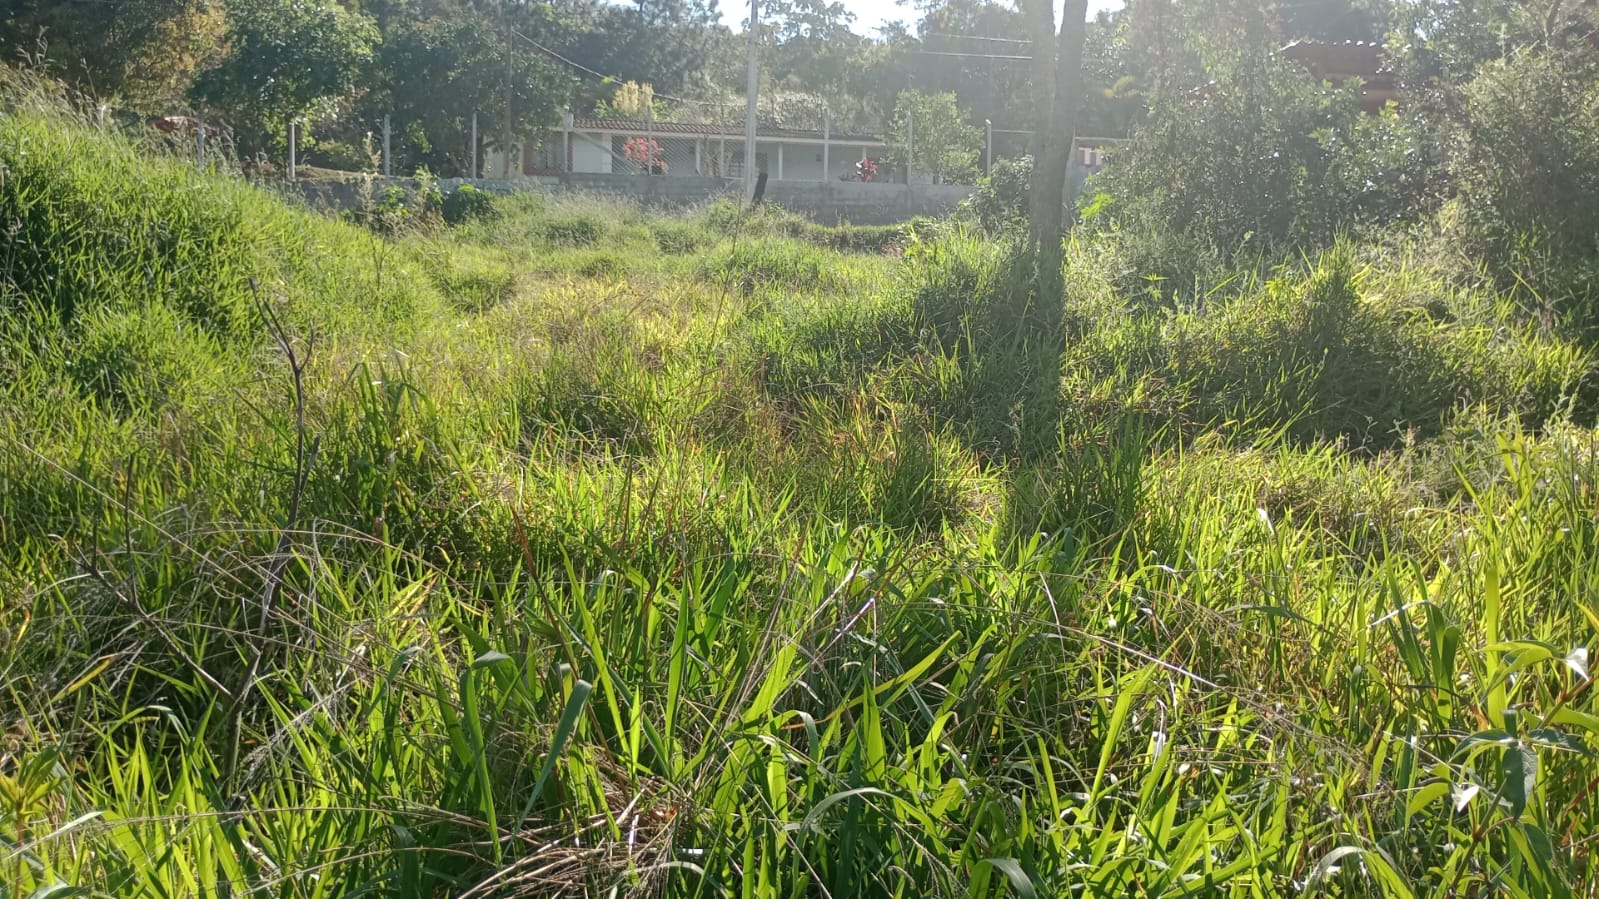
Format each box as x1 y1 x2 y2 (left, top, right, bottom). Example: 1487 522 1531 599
5 86 1599 898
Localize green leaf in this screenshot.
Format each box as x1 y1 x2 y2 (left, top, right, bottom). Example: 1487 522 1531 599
516 678 593 826
1550 707 1599 736
1405 781 1451 819
471 650 512 670
1501 741 1537 818
1307 845 1416 898
1527 728 1592 756
975 858 1037 899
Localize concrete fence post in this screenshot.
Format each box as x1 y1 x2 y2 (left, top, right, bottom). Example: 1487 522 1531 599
287 120 297 181
905 111 913 184
197 112 206 169
562 108 573 173
822 110 831 183
645 104 655 176
382 114 391 177
470 110 479 180
984 119 992 177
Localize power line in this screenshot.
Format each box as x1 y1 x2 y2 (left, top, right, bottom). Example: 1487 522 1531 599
511 28 726 109
905 49 1033 60
922 32 1033 45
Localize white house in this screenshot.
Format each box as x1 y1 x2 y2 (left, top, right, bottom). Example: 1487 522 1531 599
487 115 890 182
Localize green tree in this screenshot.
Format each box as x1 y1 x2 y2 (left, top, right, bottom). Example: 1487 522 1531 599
357 9 573 177
190 0 378 156
890 89 981 183
1 0 222 108
554 0 724 100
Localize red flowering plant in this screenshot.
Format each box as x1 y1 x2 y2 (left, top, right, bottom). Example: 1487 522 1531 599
623 137 667 174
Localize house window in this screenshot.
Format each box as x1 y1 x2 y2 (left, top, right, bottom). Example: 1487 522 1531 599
529 140 563 173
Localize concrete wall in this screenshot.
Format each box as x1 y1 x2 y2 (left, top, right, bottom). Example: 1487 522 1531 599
559 173 972 223
293 173 975 225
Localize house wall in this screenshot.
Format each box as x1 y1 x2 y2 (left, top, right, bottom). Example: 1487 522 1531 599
554 133 884 181
775 143 825 181
762 142 883 182
571 133 612 174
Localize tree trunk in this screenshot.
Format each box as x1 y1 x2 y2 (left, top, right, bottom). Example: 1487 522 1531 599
1026 0 1058 247
1032 0 1090 249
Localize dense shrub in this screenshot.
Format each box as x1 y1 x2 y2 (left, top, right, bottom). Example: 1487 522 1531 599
1085 57 1430 301
441 184 498 226
961 155 1033 233
307 138 377 172
1446 52 1599 335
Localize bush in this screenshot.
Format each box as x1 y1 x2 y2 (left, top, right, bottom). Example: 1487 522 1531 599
441 184 498 226
1085 56 1430 301
1447 52 1599 335
962 155 1033 233
307 139 377 173
353 178 445 235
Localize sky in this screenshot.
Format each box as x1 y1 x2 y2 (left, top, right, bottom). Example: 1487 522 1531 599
725 0 1126 36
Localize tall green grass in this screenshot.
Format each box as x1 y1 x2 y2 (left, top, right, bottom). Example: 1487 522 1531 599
4 91 1599 899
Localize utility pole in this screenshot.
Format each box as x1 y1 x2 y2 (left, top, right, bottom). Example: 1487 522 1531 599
743 0 759 202
502 0 513 179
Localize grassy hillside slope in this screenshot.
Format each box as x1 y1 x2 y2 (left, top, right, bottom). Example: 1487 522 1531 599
4 93 1599 898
